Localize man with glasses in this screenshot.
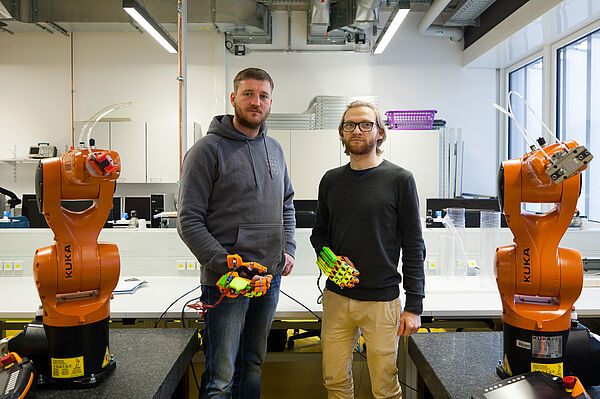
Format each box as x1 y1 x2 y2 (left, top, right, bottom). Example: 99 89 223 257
311 101 425 399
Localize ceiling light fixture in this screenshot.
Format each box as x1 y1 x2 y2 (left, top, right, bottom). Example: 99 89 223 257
123 0 177 53
373 1 410 55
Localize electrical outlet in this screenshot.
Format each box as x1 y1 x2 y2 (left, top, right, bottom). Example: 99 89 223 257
186 260 196 271
176 260 186 271
3 260 13 271
427 260 438 270
13 260 24 271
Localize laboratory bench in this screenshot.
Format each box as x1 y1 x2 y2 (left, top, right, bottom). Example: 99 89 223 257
407 331 600 399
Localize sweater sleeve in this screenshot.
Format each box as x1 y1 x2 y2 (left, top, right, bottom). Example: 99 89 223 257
310 174 333 255
282 162 297 258
177 142 229 276
398 174 426 314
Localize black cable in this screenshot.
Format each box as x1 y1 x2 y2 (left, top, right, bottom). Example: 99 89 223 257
316 269 324 304
180 295 203 392
181 296 201 328
153 285 201 328
190 361 201 393
280 289 321 321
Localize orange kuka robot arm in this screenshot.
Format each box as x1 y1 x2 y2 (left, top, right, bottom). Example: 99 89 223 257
496 140 592 332
33 149 121 328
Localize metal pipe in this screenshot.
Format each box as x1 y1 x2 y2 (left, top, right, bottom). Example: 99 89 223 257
417 0 463 41
178 0 187 176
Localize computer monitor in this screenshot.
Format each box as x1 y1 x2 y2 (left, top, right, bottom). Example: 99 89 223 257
21 194 47 228
21 194 120 228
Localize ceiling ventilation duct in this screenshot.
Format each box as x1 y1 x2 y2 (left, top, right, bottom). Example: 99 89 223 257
0 1 11 18
317 0 381 45
0 0 270 43
445 0 496 26
309 0 330 37
417 0 463 41
329 0 381 30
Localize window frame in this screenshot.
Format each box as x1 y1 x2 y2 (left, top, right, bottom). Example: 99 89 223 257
500 50 544 162
552 19 600 219
505 55 544 160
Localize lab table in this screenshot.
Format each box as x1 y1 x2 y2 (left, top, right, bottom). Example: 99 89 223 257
407 331 600 399
25 328 199 399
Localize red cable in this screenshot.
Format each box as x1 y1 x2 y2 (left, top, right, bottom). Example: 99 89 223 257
187 292 227 317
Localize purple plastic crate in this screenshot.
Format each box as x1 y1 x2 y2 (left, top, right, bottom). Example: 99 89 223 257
385 110 437 130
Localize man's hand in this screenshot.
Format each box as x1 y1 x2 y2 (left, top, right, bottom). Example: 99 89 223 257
283 253 295 276
397 311 421 337
340 256 353 268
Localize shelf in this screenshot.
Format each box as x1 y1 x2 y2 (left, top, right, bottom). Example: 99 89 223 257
0 158 40 183
0 158 40 163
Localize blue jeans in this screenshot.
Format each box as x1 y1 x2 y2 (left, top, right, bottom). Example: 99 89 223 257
198 273 281 399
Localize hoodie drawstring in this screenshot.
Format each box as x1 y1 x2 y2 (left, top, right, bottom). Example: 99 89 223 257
246 141 259 188
263 136 273 179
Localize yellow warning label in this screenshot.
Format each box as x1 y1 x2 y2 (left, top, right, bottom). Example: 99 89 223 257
503 354 512 375
102 347 110 368
51 356 84 378
531 362 563 378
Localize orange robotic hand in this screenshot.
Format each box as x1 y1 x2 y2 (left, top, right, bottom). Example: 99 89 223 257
216 255 273 298
32 147 121 386
496 139 593 379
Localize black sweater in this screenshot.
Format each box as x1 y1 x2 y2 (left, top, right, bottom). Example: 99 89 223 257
310 160 426 314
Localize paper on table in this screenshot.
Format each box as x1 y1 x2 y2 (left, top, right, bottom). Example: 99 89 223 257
114 277 147 294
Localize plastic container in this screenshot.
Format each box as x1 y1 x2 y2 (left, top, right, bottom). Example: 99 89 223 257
446 208 465 229
442 208 467 283
479 210 501 289
128 210 139 229
385 110 437 130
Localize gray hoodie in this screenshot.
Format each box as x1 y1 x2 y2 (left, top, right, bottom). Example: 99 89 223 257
178 114 296 286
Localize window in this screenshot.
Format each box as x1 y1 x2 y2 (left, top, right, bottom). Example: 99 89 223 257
507 58 544 160
507 58 543 213
557 28 600 221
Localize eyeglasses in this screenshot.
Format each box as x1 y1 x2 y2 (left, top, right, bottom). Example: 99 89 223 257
342 121 378 132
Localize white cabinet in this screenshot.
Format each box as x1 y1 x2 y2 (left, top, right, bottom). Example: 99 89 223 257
73 121 147 183
72 121 110 150
271 130 340 199
73 121 182 183
290 130 341 200
269 129 440 207
111 122 147 183
389 129 440 216
146 124 179 183
268 130 291 166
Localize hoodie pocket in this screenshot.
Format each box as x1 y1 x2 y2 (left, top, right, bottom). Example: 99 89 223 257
230 223 285 272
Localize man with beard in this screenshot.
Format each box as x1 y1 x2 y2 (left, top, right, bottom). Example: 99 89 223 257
310 101 425 399
178 67 296 399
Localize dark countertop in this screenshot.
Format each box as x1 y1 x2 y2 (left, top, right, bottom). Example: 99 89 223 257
27 328 199 399
408 331 600 399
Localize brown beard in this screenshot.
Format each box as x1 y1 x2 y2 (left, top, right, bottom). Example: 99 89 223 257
234 102 270 130
342 135 377 155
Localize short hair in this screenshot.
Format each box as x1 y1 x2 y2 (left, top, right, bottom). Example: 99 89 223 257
233 67 274 93
338 101 387 156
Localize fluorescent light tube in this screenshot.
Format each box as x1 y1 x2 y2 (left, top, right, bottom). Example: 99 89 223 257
123 0 177 53
374 6 410 55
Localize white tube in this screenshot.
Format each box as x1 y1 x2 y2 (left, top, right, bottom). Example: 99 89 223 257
417 0 463 41
78 102 133 150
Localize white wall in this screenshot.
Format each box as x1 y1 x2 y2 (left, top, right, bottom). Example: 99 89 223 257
0 30 218 198
226 12 497 196
0 11 497 204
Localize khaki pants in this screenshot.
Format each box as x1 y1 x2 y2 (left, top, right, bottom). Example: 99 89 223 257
321 289 402 399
